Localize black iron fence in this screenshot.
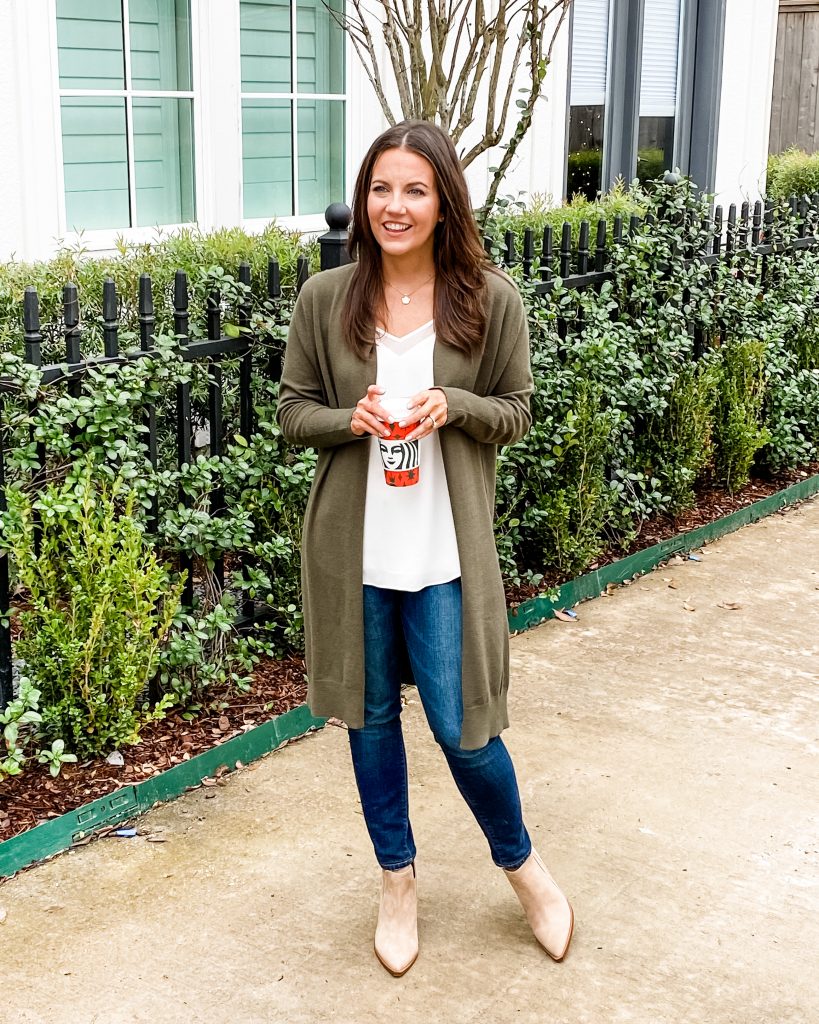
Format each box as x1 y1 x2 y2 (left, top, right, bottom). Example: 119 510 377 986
491 194 819 289
1 189 817 710
0 211 353 709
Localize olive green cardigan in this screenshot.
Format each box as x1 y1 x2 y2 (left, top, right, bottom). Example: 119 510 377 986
276 262 533 749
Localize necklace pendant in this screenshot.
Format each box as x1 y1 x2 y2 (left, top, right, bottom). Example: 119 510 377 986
401 295 411 305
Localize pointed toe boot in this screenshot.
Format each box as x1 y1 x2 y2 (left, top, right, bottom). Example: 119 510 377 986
504 850 574 962
373 862 418 977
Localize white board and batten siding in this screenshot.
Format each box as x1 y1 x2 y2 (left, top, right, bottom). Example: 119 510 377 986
714 0 780 207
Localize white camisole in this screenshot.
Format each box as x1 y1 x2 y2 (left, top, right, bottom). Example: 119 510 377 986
362 320 461 591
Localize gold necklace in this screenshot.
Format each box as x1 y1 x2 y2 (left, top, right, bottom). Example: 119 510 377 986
384 272 435 305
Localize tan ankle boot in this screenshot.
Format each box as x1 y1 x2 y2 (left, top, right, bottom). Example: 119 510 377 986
504 850 574 961
374 862 418 976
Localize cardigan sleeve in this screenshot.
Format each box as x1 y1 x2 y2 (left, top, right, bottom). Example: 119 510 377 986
276 283 362 449
436 287 533 446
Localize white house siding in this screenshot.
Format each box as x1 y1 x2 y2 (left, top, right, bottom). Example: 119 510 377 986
713 0 779 207
1 2 65 263
0 5 24 262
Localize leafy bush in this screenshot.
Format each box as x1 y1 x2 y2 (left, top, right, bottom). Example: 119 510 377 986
766 148 819 201
483 181 644 248
0 222 315 363
635 362 719 513
1 463 184 756
713 341 770 492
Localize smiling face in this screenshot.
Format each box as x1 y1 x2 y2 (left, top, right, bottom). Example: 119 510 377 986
366 147 442 264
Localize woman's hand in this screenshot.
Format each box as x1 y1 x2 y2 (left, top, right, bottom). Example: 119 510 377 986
405 388 448 441
351 385 392 437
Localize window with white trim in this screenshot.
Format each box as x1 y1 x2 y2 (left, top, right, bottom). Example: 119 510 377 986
56 0 195 232
240 0 346 219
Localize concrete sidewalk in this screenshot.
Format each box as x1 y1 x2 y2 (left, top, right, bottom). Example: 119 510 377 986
2 498 818 1024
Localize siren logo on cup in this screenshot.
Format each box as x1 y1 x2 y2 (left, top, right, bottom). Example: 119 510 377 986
377 396 422 486
378 434 420 487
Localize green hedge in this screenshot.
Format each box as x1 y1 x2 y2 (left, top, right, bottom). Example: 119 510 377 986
767 148 819 200
3 176 819 773
483 181 644 247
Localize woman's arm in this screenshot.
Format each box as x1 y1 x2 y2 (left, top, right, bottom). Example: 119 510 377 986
276 284 362 449
435 290 533 446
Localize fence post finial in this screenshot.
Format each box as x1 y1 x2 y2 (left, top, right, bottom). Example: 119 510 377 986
319 203 352 271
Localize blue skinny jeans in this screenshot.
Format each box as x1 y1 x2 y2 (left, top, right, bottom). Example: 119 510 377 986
347 579 532 871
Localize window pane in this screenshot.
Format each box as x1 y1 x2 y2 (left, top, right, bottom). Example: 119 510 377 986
637 0 681 184
297 0 344 94
61 97 130 230
567 0 610 199
297 100 344 215
129 0 192 91
133 98 195 225
57 0 124 90
241 0 292 92
242 100 293 218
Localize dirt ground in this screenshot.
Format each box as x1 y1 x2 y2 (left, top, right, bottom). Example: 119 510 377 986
1 497 817 1024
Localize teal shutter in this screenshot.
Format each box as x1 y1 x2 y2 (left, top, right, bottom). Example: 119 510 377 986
60 97 130 231
57 0 124 90
57 0 128 228
242 100 294 218
296 0 344 94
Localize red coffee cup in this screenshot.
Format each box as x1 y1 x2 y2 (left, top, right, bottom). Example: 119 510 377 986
378 396 420 487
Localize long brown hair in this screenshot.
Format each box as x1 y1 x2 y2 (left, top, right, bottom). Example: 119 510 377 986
342 121 493 358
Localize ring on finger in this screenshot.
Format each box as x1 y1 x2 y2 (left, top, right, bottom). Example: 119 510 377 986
426 413 437 429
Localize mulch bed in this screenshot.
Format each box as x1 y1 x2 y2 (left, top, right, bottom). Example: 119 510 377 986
2 462 817 849
0 657 307 845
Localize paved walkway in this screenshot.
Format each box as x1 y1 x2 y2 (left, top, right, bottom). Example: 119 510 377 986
2 498 818 1024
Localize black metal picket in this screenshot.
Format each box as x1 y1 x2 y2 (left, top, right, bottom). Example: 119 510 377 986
0 207 352 710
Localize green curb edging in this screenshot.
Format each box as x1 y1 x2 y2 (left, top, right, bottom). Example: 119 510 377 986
0 702 326 879
4 472 818 880
508 472 819 633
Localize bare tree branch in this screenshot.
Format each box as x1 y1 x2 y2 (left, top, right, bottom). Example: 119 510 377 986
331 0 573 202
477 0 572 221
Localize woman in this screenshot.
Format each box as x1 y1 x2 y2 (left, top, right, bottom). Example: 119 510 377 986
277 121 573 976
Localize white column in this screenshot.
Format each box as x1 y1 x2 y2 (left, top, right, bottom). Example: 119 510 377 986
713 0 779 207
0 3 24 260
8 0 64 261
195 0 243 231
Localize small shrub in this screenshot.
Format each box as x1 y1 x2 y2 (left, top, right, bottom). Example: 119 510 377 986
0 678 44 781
713 341 771 492
519 377 615 577
766 148 819 200
636 362 719 513
1 462 184 757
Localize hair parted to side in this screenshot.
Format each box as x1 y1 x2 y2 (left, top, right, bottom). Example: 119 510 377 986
342 120 495 359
